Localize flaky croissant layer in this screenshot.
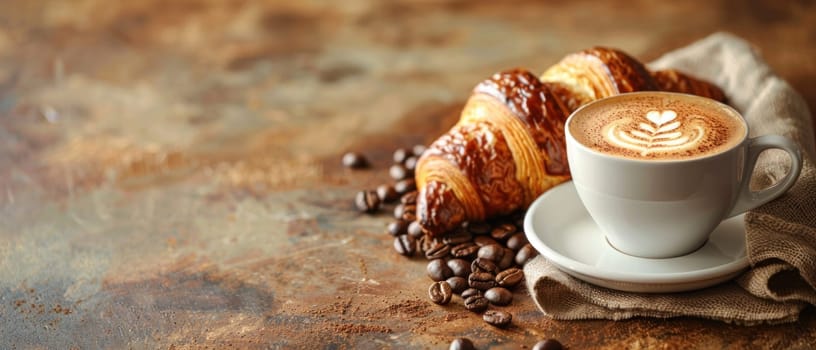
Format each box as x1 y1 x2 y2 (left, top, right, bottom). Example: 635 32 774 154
417 47 726 237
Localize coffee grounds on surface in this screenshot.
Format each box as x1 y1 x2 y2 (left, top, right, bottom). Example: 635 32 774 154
345 145 569 347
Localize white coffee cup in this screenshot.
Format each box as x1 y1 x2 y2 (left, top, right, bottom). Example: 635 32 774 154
565 92 802 258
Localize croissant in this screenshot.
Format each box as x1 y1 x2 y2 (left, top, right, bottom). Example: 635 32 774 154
416 47 726 236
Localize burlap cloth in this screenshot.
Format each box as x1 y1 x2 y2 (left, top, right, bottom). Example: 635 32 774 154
525 32 816 325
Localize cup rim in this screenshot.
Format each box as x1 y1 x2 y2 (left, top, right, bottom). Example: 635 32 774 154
565 91 749 164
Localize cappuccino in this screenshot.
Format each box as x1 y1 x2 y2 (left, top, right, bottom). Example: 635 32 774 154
568 93 746 160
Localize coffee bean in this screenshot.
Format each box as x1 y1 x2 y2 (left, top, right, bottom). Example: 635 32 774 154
387 220 408 236
477 244 504 262
393 148 412 164
463 295 489 313
490 223 516 242
393 205 405 220
446 276 468 294
449 337 475 350
483 310 512 328
400 191 418 204
407 221 424 238
427 259 453 281
355 190 380 213
394 179 416 194
394 203 416 220
532 339 564 350
412 144 427 157
461 288 481 299
376 184 399 203
506 233 529 251
471 258 499 274
393 235 416 257
516 243 538 266
474 236 499 247
468 272 496 290
424 240 450 260
443 229 473 245
418 236 433 254
447 259 471 277
342 152 368 169
497 247 515 270
450 242 479 259
496 268 524 288
429 281 452 305
484 287 512 306
465 221 492 235
390 164 409 181
404 156 418 171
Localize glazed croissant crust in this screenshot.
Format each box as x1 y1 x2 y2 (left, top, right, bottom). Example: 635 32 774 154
416 47 727 236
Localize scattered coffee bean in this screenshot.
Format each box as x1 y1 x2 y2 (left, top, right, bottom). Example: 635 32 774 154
468 272 496 290
424 240 450 260
394 179 416 194
516 243 538 266
412 144 427 157
532 339 564 350
394 203 416 220
393 148 412 164
376 184 399 203
483 310 512 328
355 190 380 213
467 222 492 236
506 233 529 251
495 268 524 288
387 220 408 236
418 236 434 255
463 295 489 312
450 242 479 259
477 244 504 262
427 258 453 281
449 337 475 350
473 236 499 247
342 152 368 169
400 191 418 204
429 281 452 305
446 276 468 294
407 221 424 238
461 288 481 299
490 223 516 242
390 164 409 180
393 235 416 257
443 229 473 245
498 247 515 270
471 258 498 274
404 156 418 171
402 210 417 222
484 287 513 306
447 259 471 277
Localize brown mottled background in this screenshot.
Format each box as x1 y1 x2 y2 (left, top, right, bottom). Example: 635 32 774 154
0 0 814 348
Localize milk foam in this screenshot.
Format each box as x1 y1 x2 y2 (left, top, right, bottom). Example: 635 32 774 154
570 94 746 160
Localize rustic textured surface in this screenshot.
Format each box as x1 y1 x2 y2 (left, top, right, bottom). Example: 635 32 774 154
1 0 815 348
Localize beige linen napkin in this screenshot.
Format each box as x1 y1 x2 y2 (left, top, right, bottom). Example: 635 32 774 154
525 32 816 325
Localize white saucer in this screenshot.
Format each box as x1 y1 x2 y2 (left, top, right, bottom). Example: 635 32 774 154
523 181 749 293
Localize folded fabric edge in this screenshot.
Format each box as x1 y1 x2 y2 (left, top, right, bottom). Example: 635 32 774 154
526 257 807 326
744 211 816 305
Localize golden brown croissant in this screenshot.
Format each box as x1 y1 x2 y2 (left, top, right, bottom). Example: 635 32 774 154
416 47 726 236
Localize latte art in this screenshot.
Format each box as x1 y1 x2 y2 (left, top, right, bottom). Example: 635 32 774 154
568 93 746 160
603 110 707 157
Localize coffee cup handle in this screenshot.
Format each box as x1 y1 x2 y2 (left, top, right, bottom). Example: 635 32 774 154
728 135 802 217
